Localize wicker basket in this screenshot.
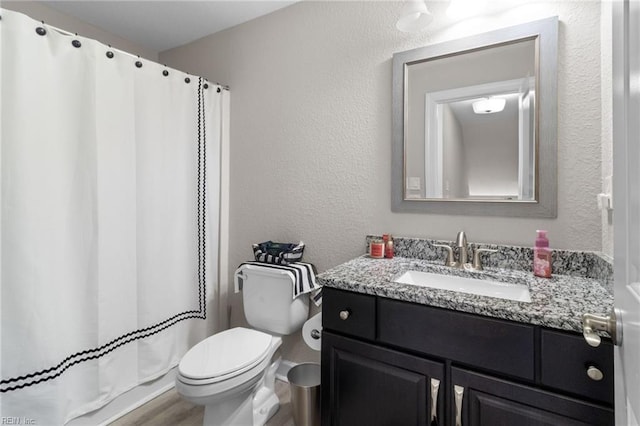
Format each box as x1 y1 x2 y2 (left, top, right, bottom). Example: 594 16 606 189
252 241 304 265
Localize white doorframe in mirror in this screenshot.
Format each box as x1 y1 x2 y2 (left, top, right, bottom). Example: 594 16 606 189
424 77 535 200
392 16 558 217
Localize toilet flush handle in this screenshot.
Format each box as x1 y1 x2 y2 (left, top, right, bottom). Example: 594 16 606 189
233 271 247 292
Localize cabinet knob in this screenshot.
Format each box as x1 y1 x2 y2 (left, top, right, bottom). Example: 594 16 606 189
587 365 604 381
339 310 350 320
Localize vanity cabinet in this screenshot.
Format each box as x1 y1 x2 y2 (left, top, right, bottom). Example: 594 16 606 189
451 368 613 426
321 287 614 426
322 332 445 425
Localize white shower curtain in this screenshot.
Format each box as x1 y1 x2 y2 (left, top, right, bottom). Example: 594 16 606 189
0 9 226 424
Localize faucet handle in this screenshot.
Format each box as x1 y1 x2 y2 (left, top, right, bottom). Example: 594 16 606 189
433 243 459 268
472 248 498 271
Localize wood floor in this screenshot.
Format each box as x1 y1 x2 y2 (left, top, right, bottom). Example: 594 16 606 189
109 380 294 426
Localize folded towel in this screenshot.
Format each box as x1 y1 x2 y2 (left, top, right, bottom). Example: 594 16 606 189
235 261 322 306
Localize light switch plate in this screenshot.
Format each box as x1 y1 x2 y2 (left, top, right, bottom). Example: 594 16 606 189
407 177 421 190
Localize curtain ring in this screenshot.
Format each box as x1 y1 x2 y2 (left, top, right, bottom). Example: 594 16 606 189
106 51 114 59
217 87 221 93
185 77 191 84
35 27 47 36
72 40 81 48
203 83 209 89
162 70 169 77
135 61 143 68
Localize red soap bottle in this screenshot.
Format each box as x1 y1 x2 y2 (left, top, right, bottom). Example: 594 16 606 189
383 234 394 259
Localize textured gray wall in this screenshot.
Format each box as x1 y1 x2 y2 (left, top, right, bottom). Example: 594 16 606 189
600 0 614 258
160 1 607 362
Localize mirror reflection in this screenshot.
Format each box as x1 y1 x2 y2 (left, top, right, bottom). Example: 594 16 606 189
404 38 537 201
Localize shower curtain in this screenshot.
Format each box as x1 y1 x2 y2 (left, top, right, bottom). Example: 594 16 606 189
0 9 226 424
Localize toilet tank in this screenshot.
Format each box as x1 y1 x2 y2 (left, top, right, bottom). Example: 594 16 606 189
238 265 309 335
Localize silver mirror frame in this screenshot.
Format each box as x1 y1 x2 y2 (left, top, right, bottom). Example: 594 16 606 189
392 16 558 217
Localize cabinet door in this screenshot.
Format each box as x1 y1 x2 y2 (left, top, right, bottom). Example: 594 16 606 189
322 331 445 426
450 367 614 426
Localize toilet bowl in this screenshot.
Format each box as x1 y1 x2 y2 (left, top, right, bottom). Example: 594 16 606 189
175 264 310 426
176 327 283 426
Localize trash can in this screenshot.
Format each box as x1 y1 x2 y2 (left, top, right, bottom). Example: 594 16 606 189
287 362 321 426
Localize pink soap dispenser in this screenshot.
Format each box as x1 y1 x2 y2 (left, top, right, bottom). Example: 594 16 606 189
533 230 552 278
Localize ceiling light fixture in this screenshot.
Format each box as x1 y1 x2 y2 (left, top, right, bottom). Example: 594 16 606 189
472 97 506 114
396 0 434 33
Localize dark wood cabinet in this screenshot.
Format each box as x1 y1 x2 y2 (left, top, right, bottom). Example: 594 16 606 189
540 329 614 404
451 367 613 426
378 297 535 380
322 332 445 426
321 287 614 426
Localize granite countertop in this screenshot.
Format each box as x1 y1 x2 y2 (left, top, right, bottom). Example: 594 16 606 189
317 254 614 335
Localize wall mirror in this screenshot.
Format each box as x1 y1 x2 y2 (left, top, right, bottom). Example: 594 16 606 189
392 17 558 217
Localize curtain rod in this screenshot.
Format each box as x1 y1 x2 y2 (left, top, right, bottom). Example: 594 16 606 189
31 17 230 91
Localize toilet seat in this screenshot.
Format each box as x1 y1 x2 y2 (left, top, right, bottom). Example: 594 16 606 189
178 327 273 386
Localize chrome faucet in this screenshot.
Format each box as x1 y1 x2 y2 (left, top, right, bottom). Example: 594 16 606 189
455 231 468 266
433 231 497 270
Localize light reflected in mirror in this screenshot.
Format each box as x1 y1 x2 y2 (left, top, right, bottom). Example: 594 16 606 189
404 38 537 201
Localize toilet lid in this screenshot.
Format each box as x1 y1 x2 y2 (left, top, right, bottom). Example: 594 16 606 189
178 327 273 380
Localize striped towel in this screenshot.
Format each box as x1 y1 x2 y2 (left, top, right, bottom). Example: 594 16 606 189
235 261 322 306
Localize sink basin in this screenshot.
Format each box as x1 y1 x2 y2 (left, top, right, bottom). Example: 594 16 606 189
393 270 531 303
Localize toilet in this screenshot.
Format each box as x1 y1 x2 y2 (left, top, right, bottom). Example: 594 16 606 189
175 264 310 426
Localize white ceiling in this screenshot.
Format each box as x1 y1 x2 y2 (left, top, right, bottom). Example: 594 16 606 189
40 1 299 53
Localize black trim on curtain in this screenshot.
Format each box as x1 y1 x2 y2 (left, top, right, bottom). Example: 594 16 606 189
0 78 209 393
